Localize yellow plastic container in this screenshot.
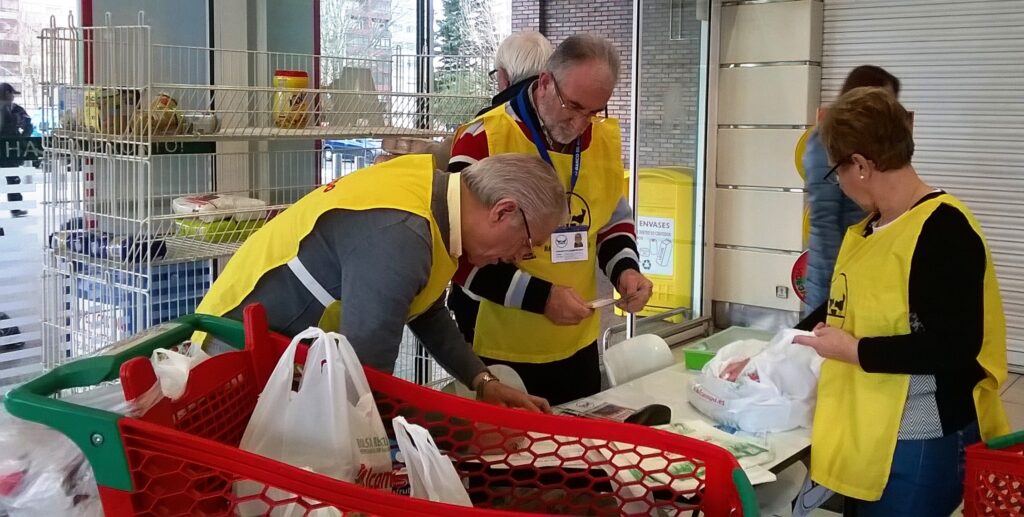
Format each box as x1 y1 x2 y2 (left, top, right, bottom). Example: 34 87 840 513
84 88 135 134
620 167 696 321
272 70 310 129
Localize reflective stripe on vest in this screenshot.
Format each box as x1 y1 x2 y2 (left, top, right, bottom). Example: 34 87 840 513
287 257 334 307
196 154 458 327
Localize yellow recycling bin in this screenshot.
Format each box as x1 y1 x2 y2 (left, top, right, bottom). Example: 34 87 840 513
620 167 696 320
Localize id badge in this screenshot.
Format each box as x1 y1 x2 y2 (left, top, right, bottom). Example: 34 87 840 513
550 225 589 263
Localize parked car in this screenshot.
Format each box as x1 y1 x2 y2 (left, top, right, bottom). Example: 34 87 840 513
322 138 381 163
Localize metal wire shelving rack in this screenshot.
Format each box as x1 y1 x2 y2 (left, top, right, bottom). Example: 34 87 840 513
38 13 488 376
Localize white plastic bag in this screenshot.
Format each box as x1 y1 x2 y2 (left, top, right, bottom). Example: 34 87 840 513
151 341 210 400
392 416 472 507
171 194 267 222
687 329 821 432
0 409 101 517
63 379 163 418
236 327 392 516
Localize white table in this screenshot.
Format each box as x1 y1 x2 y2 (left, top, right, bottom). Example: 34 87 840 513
573 362 811 474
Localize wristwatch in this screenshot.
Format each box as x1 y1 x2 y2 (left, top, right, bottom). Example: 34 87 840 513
474 370 500 399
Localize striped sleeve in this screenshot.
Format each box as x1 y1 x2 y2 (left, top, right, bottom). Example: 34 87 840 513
447 120 553 314
451 256 553 314
597 196 641 287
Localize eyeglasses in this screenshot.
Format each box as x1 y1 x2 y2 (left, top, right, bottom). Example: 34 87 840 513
551 76 607 119
519 208 536 260
824 156 851 185
488 69 498 81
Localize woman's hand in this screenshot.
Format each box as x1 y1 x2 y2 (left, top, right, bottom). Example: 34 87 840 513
793 323 861 365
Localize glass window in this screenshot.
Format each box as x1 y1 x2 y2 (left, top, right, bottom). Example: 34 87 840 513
320 0 510 96
0 0 78 388
621 0 710 338
433 0 511 96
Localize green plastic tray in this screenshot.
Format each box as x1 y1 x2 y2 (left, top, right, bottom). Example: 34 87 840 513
681 326 775 371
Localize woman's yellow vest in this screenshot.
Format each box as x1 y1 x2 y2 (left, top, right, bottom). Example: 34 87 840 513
811 193 1009 500
196 155 458 329
471 106 624 363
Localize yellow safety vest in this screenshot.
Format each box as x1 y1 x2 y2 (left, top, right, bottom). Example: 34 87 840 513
811 193 1009 501
196 155 458 330
471 105 624 363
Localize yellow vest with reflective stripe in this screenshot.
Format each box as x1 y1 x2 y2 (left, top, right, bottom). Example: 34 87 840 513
471 105 624 363
811 193 1009 501
196 155 457 327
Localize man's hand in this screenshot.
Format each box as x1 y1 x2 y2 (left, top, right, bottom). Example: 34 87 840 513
793 323 860 365
544 285 594 325
615 269 653 313
479 381 552 413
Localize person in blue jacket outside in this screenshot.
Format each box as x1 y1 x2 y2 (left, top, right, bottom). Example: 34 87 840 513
803 66 901 315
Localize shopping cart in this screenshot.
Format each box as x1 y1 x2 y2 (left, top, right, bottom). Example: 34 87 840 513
964 429 1024 516
5 304 758 516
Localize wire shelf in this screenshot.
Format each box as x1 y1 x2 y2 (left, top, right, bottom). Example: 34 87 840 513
40 21 490 144
38 16 481 374
44 147 333 265
51 85 487 142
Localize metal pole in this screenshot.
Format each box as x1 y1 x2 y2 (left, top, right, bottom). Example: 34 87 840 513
625 0 643 340
414 0 432 384
415 0 433 131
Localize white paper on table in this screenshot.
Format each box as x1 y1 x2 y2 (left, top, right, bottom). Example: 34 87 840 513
576 420 777 514
657 420 775 471
602 420 776 482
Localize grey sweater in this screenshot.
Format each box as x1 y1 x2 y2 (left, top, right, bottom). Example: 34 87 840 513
224 172 486 386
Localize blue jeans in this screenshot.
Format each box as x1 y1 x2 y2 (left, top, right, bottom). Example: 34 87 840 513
850 421 980 516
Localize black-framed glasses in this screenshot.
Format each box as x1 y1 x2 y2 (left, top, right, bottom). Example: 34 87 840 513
519 208 536 260
488 69 499 80
551 76 607 119
824 156 851 185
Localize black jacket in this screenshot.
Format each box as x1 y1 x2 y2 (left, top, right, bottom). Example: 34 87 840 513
475 76 538 117
0 103 32 136
0 103 32 168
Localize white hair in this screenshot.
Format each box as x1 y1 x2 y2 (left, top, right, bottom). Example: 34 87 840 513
494 31 554 85
546 33 620 84
462 154 567 230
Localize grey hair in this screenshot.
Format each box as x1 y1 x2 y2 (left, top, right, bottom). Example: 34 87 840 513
545 34 620 83
494 31 554 85
461 154 567 229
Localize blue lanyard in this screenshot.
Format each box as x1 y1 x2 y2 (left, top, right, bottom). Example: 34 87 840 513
515 88 582 195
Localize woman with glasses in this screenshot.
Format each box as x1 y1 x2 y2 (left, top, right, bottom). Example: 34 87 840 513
793 87 1009 516
802 66 900 315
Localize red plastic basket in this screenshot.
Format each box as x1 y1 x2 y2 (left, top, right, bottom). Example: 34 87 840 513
11 304 756 516
964 431 1024 516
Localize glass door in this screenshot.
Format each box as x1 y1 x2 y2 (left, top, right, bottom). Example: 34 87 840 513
621 0 711 340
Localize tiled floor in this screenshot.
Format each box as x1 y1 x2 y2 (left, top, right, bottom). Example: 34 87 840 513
1001 373 1024 429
